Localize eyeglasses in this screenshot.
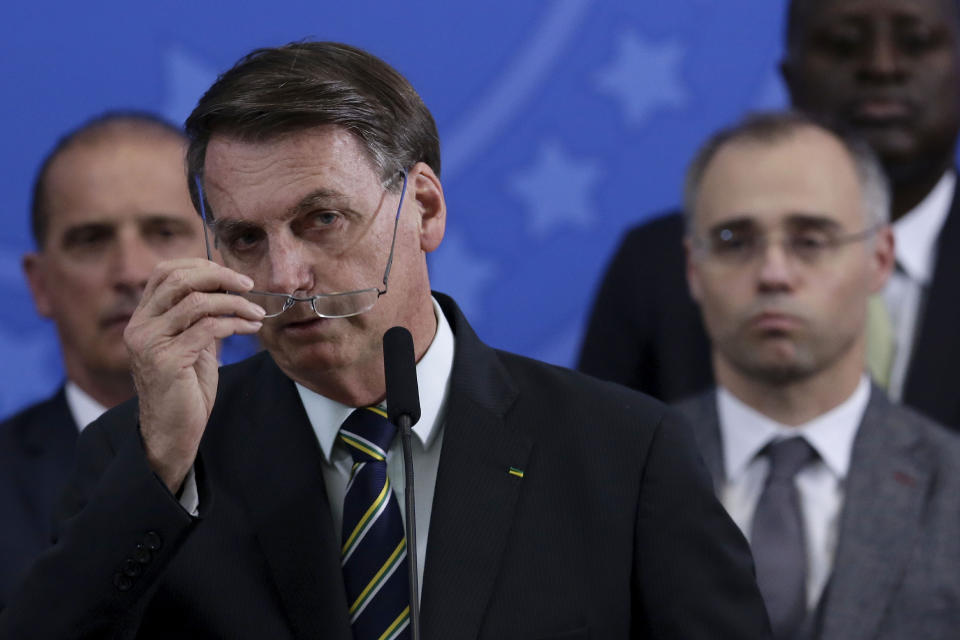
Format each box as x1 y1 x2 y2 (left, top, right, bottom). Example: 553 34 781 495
692 221 882 267
195 170 408 319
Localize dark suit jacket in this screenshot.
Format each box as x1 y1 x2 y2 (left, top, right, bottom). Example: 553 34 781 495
0 387 78 610
578 193 960 427
677 388 960 640
0 295 771 639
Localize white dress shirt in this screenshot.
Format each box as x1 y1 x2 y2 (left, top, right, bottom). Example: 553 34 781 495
64 380 108 432
885 170 955 399
716 376 870 610
295 297 455 594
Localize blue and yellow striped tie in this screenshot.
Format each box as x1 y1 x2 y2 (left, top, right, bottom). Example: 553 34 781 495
339 407 411 640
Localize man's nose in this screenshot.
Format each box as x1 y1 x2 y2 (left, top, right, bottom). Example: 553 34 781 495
263 235 315 294
112 231 156 292
756 239 797 293
860 29 906 80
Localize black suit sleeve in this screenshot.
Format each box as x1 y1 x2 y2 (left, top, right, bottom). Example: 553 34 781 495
577 213 714 402
0 416 197 639
632 409 772 639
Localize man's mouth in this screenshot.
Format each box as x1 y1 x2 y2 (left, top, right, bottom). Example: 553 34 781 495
749 311 803 333
100 311 134 329
849 97 915 124
279 315 329 334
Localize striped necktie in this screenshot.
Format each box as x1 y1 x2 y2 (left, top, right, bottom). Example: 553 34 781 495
339 407 411 640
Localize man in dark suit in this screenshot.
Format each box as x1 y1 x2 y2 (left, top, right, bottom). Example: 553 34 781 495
578 0 960 428
0 42 770 639
676 111 960 639
0 113 204 609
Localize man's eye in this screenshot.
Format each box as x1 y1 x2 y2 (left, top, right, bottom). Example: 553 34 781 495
63 227 112 251
222 230 263 255
714 229 755 253
898 30 941 54
144 223 180 241
308 211 340 228
813 30 864 57
789 233 830 258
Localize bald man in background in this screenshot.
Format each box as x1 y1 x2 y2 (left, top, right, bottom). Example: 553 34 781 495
0 112 205 609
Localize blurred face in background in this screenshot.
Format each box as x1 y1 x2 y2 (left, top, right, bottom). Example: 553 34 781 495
781 0 960 182
24 129 203 386
686 126 893 386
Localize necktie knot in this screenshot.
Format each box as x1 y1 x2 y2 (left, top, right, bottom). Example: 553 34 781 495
340 407 397 463
763 436 817 484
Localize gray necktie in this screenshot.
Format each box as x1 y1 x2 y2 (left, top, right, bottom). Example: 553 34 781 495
750 437 818 640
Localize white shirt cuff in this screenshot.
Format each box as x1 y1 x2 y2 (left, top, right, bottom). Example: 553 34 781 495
178 467 200 516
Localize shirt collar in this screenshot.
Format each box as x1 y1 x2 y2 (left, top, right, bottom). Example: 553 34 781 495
63 380 109 432
717 375 871 482
297 296 455 462
893 169 955 284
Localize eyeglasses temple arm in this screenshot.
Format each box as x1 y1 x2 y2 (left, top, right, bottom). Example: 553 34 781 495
194 175 214 262
381 170 408 291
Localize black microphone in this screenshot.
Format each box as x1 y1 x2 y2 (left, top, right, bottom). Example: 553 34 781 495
384 326 421 428
382 326 421 640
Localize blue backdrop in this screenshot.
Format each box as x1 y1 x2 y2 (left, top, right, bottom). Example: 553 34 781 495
0 0 789 417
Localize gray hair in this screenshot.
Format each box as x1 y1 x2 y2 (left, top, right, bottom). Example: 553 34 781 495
682 111 890 234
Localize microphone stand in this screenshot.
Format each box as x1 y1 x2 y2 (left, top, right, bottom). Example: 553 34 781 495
398 414 420 640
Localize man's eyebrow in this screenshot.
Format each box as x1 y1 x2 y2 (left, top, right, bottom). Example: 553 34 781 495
290 188 351 217
707 216 757 233
61 221 114 242
210 188 353 230
138 213 195 226
784 214 844 231
208 217 257 236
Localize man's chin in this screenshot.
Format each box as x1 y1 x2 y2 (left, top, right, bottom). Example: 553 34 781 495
267 333 358 377
723 341 816 385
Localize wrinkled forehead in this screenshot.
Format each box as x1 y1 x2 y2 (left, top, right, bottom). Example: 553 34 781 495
201 126 383 220
694 131 865 232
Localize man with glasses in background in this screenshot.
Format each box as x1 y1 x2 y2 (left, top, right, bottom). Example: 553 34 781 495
579 0 960 430
677 111 960 640
0 42 771 639
0 112 205 611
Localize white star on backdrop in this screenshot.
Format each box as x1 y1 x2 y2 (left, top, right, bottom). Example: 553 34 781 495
162 44 218 126
595 30 688 127
509 140 601 238
428 231 498 322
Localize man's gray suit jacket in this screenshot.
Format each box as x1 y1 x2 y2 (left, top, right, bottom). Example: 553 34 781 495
676 387 960 640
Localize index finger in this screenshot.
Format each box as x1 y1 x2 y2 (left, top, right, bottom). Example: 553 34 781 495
140 258 255 317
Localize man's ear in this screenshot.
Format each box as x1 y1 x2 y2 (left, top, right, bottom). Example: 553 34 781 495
409 162 446 253
23 252 54 318
869 225 896 294
684 235 703 303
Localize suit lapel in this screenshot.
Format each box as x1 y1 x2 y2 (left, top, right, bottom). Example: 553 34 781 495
818 390 931 640
18 387 79 540
902 179 960 425
675 390 724 491
419 295 532 640
217 354 352 640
